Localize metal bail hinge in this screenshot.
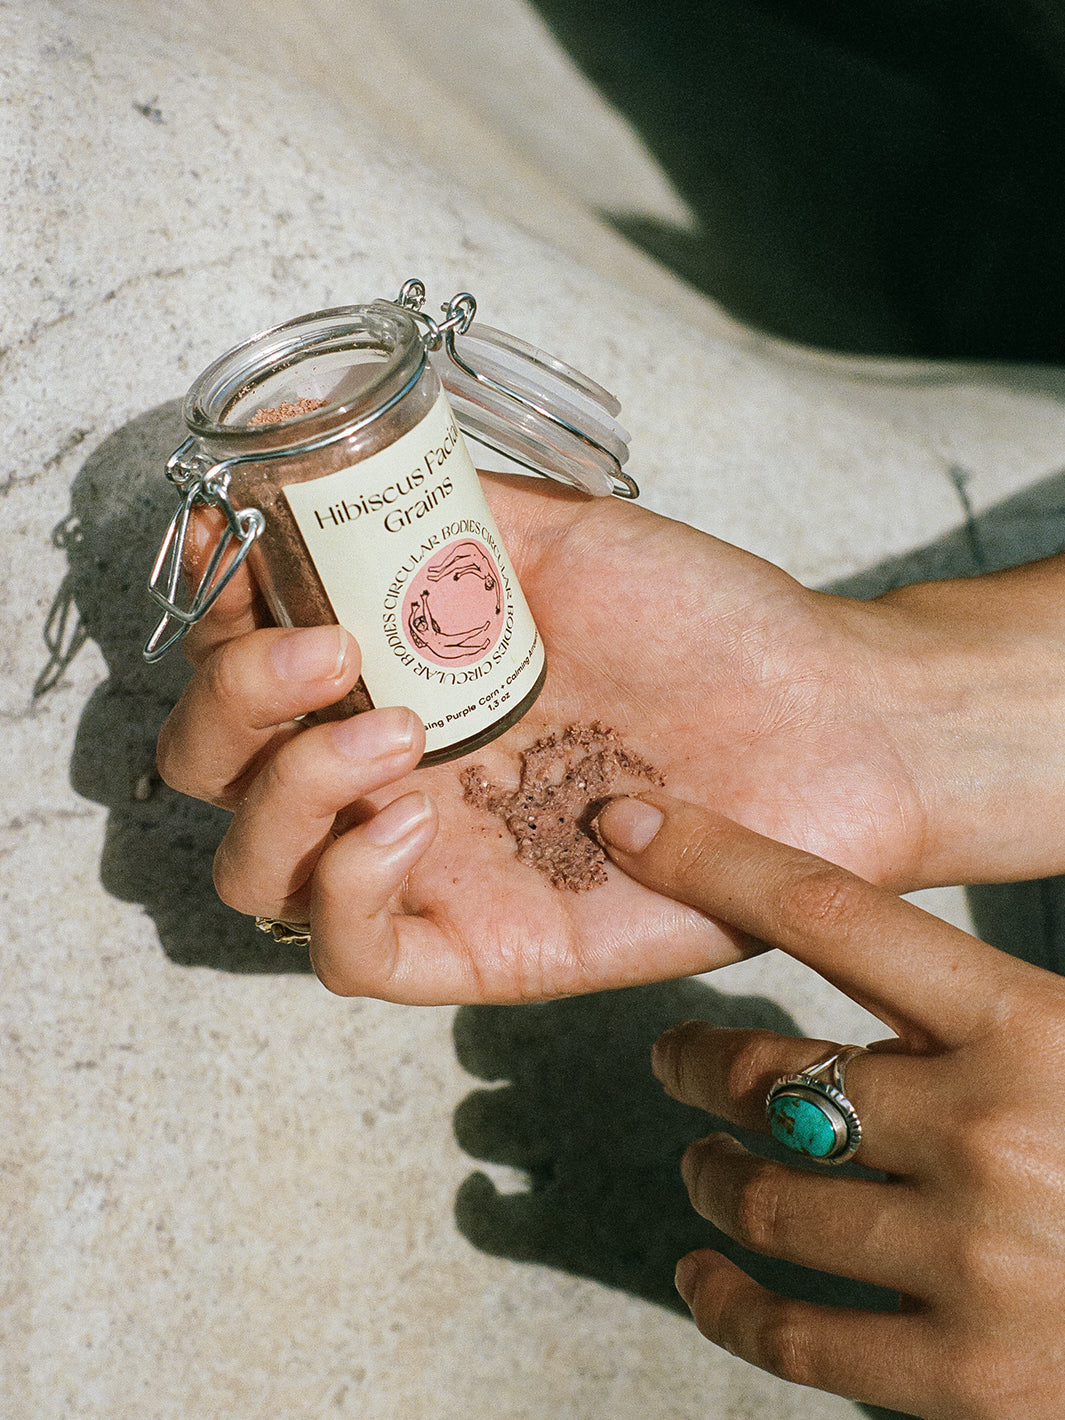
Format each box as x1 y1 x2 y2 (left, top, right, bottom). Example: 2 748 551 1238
143 439 265 663
396 278 476 347
393 279 637 500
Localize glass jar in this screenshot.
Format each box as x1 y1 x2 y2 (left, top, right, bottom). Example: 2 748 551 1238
146 284 633 764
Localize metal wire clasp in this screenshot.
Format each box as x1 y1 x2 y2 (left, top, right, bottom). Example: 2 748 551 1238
396 278 476 347
143 438 265 663
395 279 637 500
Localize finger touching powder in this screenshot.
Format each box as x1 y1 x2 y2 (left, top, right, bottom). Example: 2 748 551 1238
460 722 665 890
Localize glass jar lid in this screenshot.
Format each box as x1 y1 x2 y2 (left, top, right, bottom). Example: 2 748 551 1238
432 322 633 498
179 284 635 498
396 281 636 499
183 302 427 453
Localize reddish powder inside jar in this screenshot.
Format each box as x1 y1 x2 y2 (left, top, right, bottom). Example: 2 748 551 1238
461 722 665 891
247 397 329 426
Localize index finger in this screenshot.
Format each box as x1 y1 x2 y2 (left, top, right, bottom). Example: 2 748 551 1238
596 793 1010 1047
156 623 359 808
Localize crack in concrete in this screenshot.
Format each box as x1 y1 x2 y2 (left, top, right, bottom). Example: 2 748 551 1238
3 426 99 498
2 806 98 835
0 246 269 375
43 426 94 470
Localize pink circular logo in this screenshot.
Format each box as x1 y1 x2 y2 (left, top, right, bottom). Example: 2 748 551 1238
403 538 506 668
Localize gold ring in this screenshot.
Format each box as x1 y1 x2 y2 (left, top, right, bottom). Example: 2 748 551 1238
255 917 312 947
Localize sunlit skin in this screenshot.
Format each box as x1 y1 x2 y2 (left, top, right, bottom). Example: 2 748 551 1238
156 472 1065 1005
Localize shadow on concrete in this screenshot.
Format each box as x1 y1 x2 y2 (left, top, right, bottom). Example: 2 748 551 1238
453 979 895 1315
454 982 918 1420
52 399 308 973
528 0 1065 362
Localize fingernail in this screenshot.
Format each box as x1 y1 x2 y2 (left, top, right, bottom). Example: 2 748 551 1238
330 706 418 762
674 1253 699 1307
362 791 433 848
596 797 664 854
271 625 348 682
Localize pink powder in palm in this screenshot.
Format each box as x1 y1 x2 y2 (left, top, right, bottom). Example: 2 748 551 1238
461 722 664 891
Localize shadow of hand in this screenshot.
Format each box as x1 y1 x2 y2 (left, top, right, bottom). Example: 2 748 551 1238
454 978 894 1316
54 399 311 972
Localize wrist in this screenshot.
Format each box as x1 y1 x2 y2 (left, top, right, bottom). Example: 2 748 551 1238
870 561 1065 886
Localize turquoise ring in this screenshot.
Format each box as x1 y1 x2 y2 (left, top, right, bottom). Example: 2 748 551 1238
765 1046 866 1164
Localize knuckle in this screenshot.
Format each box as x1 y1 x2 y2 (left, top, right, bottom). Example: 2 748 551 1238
723 1030 782 1108
310 958 357 998
309 845 342 902
775 861 865 942
211 834 252 914
154 711 184 791
651 1022 686 1093
664 1026 714 1102
748 1300 820 1388
729 1161 787 1254
155 702 223 804
943 1340 1013 1420
947 1221 1018 1302
944 1099 1027 1192
651 1029 694 1104
257 736 312 806
307 938 362 999
201 638 248 711
310 844 367 920
673 828 722 896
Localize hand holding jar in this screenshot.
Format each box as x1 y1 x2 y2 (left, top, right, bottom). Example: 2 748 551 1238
155 470 1065 1004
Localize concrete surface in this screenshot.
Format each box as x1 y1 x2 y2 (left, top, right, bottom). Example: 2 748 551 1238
5 1 1065 1417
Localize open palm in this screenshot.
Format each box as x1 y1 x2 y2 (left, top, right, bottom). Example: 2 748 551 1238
161 474 925 1003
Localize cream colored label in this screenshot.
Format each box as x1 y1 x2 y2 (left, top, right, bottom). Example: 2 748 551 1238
282 391 543 755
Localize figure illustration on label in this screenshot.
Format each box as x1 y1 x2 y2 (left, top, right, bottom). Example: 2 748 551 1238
404 539 504 667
